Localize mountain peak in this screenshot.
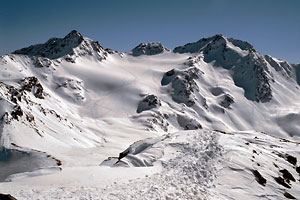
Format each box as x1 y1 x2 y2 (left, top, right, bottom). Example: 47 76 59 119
130 42 170 56
12 30 85 59
173 35 273 102
173 35 217 54
212 34 225 40
64 30 83 40
173 34 255 54
12 30 108 62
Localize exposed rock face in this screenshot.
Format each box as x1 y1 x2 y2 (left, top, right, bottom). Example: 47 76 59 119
220 94 234 108
174 34 273 103
174 34 255 54
13 30 84 59
264 55 293 78
173 36 216 54
251 170 267 186
130 42 170 56
19 77 44 99
232 55 272 103
31 56 52 68
293 63 300 85
12 30 108 62
251 62 273 102
0 77 44 124
283 192 296 199
0 193 17 200
11 105 23 120
177 115 202 130
161 67 203 107
137 94 161 113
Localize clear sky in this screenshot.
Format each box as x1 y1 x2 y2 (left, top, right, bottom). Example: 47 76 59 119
1 0 299 63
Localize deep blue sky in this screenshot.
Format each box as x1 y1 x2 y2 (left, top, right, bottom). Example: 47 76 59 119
1 0 299 63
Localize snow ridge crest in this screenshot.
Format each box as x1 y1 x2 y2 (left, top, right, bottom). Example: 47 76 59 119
12 30 108 62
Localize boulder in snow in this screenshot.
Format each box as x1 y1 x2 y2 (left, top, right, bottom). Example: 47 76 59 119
137 94 161 113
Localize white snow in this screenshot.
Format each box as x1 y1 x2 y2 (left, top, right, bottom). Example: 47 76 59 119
1 31 300 199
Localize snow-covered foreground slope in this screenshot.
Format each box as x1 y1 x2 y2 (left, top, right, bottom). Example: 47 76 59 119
213 130 300 200
1 130 300 200
1 30 300 199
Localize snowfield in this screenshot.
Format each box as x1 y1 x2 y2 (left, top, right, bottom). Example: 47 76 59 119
1 30 300 199
2 130 300 200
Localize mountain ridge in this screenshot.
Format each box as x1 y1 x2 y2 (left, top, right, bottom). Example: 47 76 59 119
9 30 298 66
12 30 109 62
1 30 300 199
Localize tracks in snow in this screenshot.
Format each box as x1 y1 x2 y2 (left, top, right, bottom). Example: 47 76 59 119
8 130 222 200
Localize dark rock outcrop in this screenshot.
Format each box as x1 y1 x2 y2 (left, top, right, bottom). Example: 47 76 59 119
283 192 296 199
31 56 52 68
137 94 161 113
12 30 108 62
220 94 234 108
13 30 84 59
130 42 170 56
296 166 300 174
285 154 297 165
161 67 203 107
264 55 293 78
274 176 291 188
279 169 295 182
174 35 273 103
11 105 23 120
19 77 44 99
251 169 266 186
0 193 17 200
293 64 300 85
177 115 202 130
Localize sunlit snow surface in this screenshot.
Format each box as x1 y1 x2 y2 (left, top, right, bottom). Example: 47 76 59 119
1 32 300 199
1 130 300 200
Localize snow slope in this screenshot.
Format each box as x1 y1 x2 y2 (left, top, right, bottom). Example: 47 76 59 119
2 130 300 200
1 31 300 199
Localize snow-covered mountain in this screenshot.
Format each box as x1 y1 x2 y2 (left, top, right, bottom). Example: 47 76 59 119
129 42 170 56
13 30 108 62
1 30 300 199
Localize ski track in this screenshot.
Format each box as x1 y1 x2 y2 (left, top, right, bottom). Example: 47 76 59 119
10 131 222 200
